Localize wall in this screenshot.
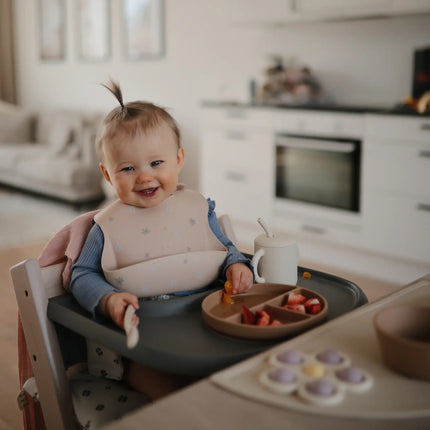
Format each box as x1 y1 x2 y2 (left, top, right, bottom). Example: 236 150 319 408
13 0 430 188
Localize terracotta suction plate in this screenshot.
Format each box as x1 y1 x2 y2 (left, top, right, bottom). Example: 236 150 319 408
201 283 328 340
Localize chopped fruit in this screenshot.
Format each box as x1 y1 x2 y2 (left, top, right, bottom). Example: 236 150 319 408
256 310 271 326
286 292 307 305
242 305 256 325
269 319 282 326
303 271 312 278
222 292 235 305
285 304 306 314
304 298 322 315
224 280 233 295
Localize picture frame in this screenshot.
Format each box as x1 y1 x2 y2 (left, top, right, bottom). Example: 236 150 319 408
76 0 111 62
123 0 164 60
39 0 66 61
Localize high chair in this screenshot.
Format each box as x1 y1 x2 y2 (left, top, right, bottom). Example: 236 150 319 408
10 212 239 430
11 258 147 430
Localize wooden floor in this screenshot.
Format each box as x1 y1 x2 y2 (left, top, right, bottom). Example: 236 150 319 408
0 241 401 430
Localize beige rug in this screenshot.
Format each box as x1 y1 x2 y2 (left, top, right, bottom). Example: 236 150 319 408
0 188 85 250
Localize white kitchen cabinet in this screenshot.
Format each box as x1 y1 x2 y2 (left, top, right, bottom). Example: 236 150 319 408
362 115 430 264
230 0 430 25
295 0 393 19
200 106 274 225
229 0 300 25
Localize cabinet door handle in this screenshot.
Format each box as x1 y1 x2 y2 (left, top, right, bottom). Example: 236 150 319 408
225 130 246 140
225 109 246 119
417 203 430 212
420 123 430 131
225 171 246 182
418 150 430 158
301 224 326 235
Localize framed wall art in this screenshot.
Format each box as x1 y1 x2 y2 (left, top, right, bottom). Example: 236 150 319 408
39 0 66 61
76 0 111 62
123 0 164 60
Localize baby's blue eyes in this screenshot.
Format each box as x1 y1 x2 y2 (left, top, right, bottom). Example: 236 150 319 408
120 161 163 172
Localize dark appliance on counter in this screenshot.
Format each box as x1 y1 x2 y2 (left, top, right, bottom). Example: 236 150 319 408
413 46 430 100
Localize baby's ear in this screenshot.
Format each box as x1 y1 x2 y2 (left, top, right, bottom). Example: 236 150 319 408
177 147 185 169
100 163 112 184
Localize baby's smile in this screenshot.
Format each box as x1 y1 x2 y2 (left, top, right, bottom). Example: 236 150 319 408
137 187 159 197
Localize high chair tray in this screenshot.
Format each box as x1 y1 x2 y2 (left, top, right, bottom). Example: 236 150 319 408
48 267 367 377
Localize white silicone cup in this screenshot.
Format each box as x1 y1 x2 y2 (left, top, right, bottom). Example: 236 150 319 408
311 350 351 369
297 377 345 406
269 350 311 368
259 367 301 394
334 367 374 393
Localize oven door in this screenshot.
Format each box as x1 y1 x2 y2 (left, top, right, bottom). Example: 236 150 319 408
275 134 361 212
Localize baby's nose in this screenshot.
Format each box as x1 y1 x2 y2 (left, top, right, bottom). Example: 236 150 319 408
136 169 153 183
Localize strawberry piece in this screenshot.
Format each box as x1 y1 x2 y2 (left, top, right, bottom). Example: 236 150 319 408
286 292 306 305
304 298 321 315
285 304 306 314
256 310 270 326
269 319 282 326
242 305 256 325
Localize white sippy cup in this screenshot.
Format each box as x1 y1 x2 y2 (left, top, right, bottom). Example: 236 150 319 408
252 218 299 285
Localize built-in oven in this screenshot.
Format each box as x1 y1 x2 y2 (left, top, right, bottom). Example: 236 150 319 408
275 134 361 213
273 131 362 237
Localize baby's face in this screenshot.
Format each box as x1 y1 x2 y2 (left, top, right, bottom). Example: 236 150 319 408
100 122 184 208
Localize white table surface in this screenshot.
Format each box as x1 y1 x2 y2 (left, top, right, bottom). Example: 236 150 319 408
102 274 430 430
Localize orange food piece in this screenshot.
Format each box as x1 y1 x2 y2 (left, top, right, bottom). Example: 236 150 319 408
222 292 235 305
303 271 312 278
224 280 233 295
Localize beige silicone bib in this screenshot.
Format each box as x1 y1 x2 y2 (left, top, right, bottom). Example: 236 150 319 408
95 187 227 297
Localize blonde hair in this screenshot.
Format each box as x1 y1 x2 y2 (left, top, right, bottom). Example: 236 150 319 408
96 79 181 160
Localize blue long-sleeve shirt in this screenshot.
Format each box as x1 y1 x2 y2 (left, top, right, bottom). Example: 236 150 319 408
70 199 252 315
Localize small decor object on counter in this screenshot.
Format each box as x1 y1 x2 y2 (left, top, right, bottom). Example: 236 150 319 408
259 55 330 106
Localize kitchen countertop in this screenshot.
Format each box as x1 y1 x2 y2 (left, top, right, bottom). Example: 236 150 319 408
103 275 430 430
202 100 430 117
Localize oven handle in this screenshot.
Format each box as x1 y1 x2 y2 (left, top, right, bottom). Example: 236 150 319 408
276 136 356 153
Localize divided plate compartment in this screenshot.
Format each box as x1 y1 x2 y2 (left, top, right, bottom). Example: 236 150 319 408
201 283 328 340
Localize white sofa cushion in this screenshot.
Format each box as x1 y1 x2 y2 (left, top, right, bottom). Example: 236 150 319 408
0 143 49 168
36 111 83 155
0 101 34 142
15 155 99 190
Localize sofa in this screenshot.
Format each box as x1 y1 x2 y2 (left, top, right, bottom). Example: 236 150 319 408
0 101 105 205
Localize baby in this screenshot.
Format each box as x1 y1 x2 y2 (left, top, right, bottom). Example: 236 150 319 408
70 80 254 398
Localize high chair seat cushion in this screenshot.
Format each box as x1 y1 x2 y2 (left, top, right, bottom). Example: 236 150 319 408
86 339 124 381
69 372 149 429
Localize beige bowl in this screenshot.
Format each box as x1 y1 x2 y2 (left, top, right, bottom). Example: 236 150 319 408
374 305 430 380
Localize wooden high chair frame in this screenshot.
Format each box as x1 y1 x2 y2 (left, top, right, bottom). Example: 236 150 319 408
11 259 78 430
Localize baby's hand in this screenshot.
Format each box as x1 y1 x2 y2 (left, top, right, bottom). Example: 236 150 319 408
226 263 254 295
103 292 139 329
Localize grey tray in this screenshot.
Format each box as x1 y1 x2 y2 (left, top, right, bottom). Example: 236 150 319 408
48 266 367 377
